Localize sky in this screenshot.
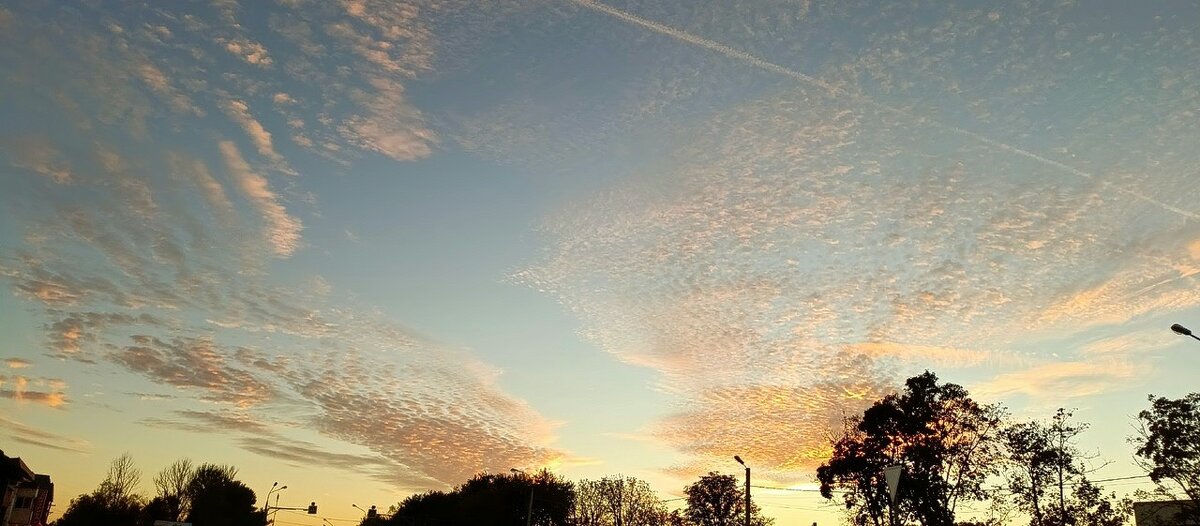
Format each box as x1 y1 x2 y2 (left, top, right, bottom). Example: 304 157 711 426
2 0 1199 524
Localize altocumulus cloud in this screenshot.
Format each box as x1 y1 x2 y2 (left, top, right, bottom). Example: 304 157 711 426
513 0 1200 482
0 0 568 489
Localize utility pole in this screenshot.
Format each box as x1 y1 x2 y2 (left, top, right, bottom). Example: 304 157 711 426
735 456 750 526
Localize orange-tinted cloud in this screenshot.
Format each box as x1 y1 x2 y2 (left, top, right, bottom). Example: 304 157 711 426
218 140 303 257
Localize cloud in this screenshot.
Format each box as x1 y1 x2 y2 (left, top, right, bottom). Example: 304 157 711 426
0 375 68 408
0 1 568 494
137 62 203 116
972 360 1147 400
2 136 72 183
0 416 91 453
513 2 1200 476
44 312 163 359
279 346 569 485
337 77 437 161
223 38 273 66
4 358 32 369
166 153 236 216
110 335 276 407
221 99 288 169
143 409 273 435
218 140 303 257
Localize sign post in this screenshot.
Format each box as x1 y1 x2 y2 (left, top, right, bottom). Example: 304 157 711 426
883 465 902 526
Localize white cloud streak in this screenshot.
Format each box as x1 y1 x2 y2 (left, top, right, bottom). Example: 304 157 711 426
566 0 1200 222
218 140 302 257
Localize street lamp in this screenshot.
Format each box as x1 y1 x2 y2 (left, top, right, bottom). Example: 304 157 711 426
511 468 534 526
734 456 749 526
353 504 368 516
267 486 289 524
264 483 286 514
1171 323 1200 342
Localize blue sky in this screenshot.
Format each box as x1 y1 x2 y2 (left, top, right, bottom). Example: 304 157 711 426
3 0 1200 523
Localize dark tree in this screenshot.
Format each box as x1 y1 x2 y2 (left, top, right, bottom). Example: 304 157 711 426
140 495 182 526
152 458 194 521
573 478 608 526
571 475 667 526
387 470 575 526
54 454 145 526
183 464 265 526
1132 393 1200 521
1062 480 1130 526
1002 409 1129 526
682 472 771 526
54 493 143 526
817 371 1005 526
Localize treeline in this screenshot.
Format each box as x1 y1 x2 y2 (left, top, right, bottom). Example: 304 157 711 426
53 456 264 526
366 470 771 526
815 371 1200 526
49 371 1200 526
366 371 1199 526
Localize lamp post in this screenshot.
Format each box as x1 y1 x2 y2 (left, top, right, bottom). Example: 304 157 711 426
1171 323 1200 342
264 482 286 520
734 456 749 526
511 468 534 526
263 482 279 513
353 504 368 517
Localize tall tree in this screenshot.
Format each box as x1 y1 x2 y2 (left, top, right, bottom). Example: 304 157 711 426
682 472 771 526
1002 409 1128 526
571 475 668 526
1132 392 1200 521
97 453 143 504
54 454 145 526
151 458 194 521
817 371 1005 526
387 469 575 526
183 464 265 526
573 479 609 526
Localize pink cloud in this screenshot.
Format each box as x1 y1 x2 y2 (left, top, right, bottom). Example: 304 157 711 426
3 137 72 183
218 140 303 257
223 38 273 66
222 99 288 169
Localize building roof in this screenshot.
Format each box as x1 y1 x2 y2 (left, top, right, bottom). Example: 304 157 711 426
0 449 36 483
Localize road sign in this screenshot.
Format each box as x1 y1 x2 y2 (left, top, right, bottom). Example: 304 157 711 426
884 465 902 503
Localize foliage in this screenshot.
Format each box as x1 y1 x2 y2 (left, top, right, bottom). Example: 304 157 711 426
1057 480 1130 526
97 453 143 505
386 469 575 526
573 475 668 526
183 463 265 526
55 492 143 526
152 458 195 521
1001 409 1087 525
997 408 1131 526
1131 392 1200 521
140 495 183 526
54 454 145 526
816 371 1005 526
682 472 771 526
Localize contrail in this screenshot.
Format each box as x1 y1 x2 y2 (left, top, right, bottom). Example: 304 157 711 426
567 0 1199 221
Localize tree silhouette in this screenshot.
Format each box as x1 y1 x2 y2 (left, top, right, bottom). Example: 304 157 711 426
1002 409 1129 526
1132 392 1200 522
572 475 668 526
817 371 1004 526
387 470 575 526
683 472 771 526
152 458 195 521
183 464 265 526
54 454 144 526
